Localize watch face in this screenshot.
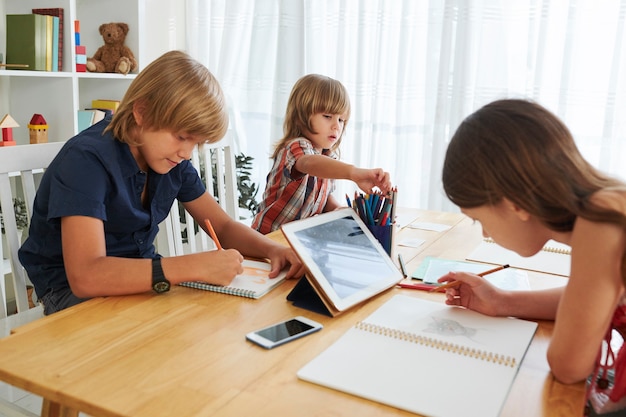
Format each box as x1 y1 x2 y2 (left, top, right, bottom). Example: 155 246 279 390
153 281 170 293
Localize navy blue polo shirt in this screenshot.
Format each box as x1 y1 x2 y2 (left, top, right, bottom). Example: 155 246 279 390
18 119 206 298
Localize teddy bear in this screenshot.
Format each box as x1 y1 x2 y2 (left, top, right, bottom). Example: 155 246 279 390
86 22 137 75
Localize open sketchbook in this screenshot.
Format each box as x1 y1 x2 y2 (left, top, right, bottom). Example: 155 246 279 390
298 295 537 417
467 238 571 276
179 259 286 299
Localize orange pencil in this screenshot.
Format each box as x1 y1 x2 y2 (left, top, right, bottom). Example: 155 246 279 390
204 218 223 250
429 264 510 292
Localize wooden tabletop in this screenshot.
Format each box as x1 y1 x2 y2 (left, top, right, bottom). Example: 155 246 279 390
0 208 585 417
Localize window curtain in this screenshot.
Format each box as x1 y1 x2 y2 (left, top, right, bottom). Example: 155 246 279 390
185 0 626 212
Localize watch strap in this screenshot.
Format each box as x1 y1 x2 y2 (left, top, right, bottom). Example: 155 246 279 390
151 258 171 293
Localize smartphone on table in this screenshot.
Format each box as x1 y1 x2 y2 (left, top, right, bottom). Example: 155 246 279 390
246 316 323 349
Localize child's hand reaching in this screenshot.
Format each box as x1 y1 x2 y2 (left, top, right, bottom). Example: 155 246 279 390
352 167 392 194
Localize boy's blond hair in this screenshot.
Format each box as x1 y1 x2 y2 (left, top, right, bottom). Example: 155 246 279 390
273 74 351 159
106 50 228 146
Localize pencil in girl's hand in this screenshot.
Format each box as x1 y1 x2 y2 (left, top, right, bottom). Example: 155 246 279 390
429 280 461 292
204 218 223 250
477 264 510 277
429 264 510 292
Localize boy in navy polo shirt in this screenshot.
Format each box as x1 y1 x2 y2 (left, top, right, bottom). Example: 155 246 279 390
19 51 304 314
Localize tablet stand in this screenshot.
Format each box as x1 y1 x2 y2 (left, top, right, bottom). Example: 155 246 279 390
286 277 334 317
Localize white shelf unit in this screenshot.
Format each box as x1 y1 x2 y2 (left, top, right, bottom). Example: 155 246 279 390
0 0 184 144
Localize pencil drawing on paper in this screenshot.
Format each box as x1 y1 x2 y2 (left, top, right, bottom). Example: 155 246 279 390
423 316 478 341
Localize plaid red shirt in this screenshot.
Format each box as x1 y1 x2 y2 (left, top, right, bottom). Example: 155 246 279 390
252 138 336 234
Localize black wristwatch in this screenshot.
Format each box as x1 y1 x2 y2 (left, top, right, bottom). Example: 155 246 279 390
151 258 171 293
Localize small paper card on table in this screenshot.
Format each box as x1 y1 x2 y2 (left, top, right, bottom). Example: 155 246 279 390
397 238 426 248
406 222 452 232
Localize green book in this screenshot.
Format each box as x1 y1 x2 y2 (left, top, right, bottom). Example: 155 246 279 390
6 14 47 71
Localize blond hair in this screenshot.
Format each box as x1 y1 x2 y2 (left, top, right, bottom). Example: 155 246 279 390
106 50 228 146
272 74 351 159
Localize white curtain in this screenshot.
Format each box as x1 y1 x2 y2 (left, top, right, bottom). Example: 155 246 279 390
186 0 626 212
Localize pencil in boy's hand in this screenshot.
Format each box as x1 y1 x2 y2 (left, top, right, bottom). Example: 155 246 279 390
204 218 223 250
429 264 510 292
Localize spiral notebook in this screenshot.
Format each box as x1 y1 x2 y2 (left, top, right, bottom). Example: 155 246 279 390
298 295 537 417
467 238 571 276
179 259 287 299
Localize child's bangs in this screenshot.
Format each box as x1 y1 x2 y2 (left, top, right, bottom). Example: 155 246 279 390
179 106 228 144
313 88 350 117
151 92 228 143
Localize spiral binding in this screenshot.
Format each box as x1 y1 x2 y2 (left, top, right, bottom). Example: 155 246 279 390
179 281 256 298
354 321 517 368
483 237 571 255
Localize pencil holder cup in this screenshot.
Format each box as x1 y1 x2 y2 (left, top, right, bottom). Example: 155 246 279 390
367 224 393 256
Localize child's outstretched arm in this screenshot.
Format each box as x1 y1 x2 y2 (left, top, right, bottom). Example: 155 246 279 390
295 154 392 193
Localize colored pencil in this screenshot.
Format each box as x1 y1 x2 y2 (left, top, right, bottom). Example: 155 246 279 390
398 254 408 277
397 282 438 291
204 218 223 250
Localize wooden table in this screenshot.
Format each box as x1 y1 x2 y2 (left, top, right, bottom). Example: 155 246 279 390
0 209 585 417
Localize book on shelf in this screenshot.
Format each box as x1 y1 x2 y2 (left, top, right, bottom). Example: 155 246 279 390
32 8 64 72
467 237 571 276
298 294 537 417
6 14 48 71
43 15 53 71
179 259 287 299
91 99 121 114
77 111 94 133
77 109 107 132
51 16 59 72
85 108 112 119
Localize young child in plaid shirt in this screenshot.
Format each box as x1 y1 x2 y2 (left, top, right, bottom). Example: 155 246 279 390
252 74 392 234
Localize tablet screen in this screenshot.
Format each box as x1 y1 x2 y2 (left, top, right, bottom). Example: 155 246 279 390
282 209 402 311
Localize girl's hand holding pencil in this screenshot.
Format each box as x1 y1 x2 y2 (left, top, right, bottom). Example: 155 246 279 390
430 264 509 292
435 264 512 316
